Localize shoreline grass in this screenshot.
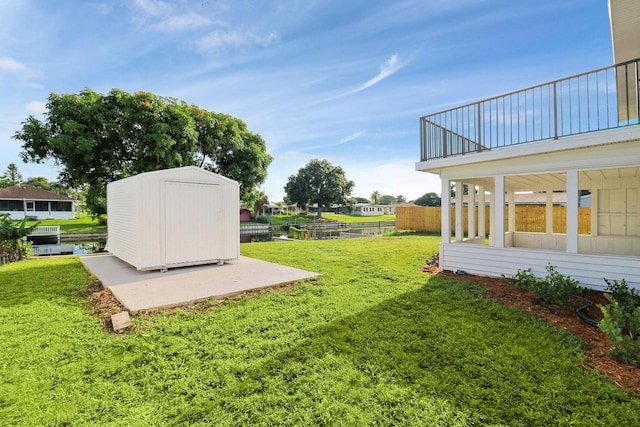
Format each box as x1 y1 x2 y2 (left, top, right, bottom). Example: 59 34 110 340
1 235 638 425
25 214 106 233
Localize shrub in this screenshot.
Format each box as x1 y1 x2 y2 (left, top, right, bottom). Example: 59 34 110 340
0 215 37 265
256 215 270 224
599 293 640 366
505 268 537 289
603 278 638 314
506 264 579 306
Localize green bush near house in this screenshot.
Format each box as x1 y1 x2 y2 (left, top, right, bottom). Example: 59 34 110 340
0 235 638 426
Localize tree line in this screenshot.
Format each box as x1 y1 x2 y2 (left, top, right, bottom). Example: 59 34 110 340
9 88 440 221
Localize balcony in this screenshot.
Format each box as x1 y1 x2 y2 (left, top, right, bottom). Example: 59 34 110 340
420 58 640 162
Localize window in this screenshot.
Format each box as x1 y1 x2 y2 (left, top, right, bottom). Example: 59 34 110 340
50 201 72 212
0 200 23 211
35 201 49 211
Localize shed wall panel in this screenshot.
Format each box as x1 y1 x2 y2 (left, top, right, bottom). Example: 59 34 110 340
106 179 140 267
107 166 239 270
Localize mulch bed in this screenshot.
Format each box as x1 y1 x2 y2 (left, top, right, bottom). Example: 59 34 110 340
433 269 640 393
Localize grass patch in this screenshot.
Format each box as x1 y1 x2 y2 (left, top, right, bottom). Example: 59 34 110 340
263 214 315 225
26 214 106 233
0 235 638 425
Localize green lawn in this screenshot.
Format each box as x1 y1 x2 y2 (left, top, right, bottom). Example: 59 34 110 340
0 235 638 426
26 214 106 233
322 212 395 222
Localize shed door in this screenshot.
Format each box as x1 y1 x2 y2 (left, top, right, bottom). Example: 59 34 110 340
164 181 222 265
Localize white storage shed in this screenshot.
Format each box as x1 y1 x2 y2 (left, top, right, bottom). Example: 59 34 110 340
106 166 240 271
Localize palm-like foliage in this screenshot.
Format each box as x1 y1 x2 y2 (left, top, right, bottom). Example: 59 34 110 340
0 214 37 264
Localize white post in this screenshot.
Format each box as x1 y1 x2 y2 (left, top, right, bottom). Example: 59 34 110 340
546 187 554 234
567 170 579 253
478 185 486 241
494 175 505 248
441 178 451 244
590 190 598 236
455 181 464 242
489 191 495 246
507 190 515 234
468 185 476 240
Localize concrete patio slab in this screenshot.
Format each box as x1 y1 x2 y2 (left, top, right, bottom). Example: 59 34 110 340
80 254 321 311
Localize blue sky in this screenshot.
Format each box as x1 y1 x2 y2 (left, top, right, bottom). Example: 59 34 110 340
0 0 612 202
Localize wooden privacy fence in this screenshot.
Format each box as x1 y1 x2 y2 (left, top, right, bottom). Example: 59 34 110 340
396 206 591 234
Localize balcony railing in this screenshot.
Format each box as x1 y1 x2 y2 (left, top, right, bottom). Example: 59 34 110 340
420 58 640 161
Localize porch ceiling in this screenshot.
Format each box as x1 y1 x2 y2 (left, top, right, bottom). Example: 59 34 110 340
609 0 640 63
455 166 640 193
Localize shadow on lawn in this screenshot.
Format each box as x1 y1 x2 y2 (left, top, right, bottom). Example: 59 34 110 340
212 275 639 426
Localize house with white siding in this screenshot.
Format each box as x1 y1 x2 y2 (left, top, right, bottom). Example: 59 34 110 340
415 0 640 290
353 204 396 216
0 185 75 220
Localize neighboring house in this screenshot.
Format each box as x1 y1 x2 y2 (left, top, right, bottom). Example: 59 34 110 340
415 0 640 290
0 185 75 220
353 203 396 216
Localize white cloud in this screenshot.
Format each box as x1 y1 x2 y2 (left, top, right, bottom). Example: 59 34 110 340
356 54 403 91
196 30 280 53
339 130 365 144
26 101 47 115
317 54 411 104
133 0 172 17
0 56 30 73
153 12 212 31
306 130 366 151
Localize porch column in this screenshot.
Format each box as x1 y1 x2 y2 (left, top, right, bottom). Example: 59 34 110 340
507 190 515 233
441 178 451 244
546 187 553 234
468 185 476 240
590 190 598 236
494 175 505 248
567 170 579 253
478 185 486 240
489 191 495 246
455 181 464 242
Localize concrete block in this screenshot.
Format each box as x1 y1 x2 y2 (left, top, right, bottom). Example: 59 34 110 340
111 311 131 332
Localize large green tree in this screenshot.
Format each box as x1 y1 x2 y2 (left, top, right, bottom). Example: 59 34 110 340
284 159 354 218
414 192 442 207
14 88 271 214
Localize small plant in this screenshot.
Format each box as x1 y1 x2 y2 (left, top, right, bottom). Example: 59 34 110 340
505 268 537 289
506 265 579 306
425 252 439 266
603 278 638 314
599 293 640 366
532 264 580 306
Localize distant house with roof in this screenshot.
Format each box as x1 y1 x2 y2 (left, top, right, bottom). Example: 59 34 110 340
0 185 75 220
353 203 396 216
